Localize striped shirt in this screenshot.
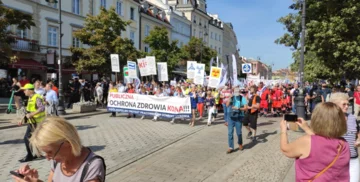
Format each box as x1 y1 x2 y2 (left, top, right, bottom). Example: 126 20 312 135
343 114 358 158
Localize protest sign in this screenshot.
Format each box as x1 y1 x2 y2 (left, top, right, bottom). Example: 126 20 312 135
187 61 196 79
127 61 137 78
208 67 222 88
157 62 168 81
107 93 191 118
110 54 120 72
194 63 205 85
146 56 157 75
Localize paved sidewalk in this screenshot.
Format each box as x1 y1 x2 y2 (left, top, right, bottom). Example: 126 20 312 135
107 117 301 182
0 113 205 182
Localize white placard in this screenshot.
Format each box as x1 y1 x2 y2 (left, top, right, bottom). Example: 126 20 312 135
146 56 157 75
127 61 137 78
187 61 197 79
208 67 222 88
170 80 176 86
110 54 120 72
194 63 205 85
157 62 168 81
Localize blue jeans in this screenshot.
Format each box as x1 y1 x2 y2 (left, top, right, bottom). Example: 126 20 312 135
292 103 296 113
222 104 230 122
228 116 243 149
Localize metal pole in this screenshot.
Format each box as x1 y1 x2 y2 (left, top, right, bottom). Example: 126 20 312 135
299 0 306 87
57 0 66 115
296 0 306 120
200 37 203 63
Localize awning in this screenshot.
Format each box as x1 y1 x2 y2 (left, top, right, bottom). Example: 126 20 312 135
9 59 46 70
53 65 92 74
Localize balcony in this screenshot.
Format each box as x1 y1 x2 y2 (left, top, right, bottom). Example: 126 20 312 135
9 36 40 52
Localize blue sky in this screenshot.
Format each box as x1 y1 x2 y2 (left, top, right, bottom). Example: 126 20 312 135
206 0 294 70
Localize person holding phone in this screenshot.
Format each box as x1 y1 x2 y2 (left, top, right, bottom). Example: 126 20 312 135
280 102 350 181
226 88 248 153
11 117 105 182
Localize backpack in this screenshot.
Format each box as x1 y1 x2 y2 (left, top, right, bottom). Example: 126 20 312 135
54 152 106 182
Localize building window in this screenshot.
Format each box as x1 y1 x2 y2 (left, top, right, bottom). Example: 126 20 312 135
48 26 57 46
218 47 221 54
145 25 150 37
72 37 81 48
215 46 217 51
193 29 196 37
130 7 135 20
16 28 28 39
101 0 106 8
219 35 221 42
73 0 80 15
199 31 202 38
215 33 217 40
48 2 57 8
130 30 135 43
193 15 196 23
116 1 122 15
144 44 150 53
211 32 213 39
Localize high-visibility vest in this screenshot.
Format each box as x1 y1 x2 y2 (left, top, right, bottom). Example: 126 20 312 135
251 94 259 114
26 94 46 124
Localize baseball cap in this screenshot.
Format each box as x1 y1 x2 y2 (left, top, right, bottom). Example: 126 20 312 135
21 83 34 90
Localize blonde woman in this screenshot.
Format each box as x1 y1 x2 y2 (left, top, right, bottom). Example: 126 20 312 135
329 93 360 182
280 102 350 181
12 117 105 182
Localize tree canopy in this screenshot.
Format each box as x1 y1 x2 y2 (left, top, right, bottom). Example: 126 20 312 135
71 7 140 73
0 0 35 66
276 0 360 82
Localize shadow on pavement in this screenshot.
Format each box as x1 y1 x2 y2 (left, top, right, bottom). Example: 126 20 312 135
257 122 274 127
76 125 97 131
243 130 278 150
0 139 24 145
88 145 106 153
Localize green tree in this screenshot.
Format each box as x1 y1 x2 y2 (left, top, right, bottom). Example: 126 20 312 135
181 37 217 73
0 0 35 66
71 7 139 73
276 0 360 81
143 26 180 76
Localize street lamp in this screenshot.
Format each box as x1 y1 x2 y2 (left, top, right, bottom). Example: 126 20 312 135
200 32 208 63
296 0 306 119
46 0 65 115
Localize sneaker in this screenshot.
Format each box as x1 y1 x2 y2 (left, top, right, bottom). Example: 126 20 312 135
207 122 211 126
238 145 244 151
141 116 145 120
170 119 175 124
211 118 215 122
226 149 234 154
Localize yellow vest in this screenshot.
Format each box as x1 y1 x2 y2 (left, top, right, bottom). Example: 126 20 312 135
26 94 46 124
212 91 220 104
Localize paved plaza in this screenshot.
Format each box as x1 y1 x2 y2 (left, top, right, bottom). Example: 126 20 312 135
0 110 300 182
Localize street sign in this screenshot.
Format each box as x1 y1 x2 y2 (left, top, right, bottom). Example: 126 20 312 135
110 54 120 72
242 63 252 74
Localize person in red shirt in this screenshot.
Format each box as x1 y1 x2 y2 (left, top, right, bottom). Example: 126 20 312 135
19 75 30 87
260 87 270 116
127 83 136 118
49 80 59 95
354 85 360 117
271 84 283 116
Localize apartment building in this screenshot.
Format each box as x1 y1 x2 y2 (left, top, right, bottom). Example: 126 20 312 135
208 13 223 62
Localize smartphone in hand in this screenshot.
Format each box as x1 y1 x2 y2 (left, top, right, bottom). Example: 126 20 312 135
284 114 298 122
10 171 24 179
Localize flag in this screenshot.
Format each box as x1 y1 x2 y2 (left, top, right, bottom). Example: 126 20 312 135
218 63 228 88
209 57 214 67
216 56 219 67
232 54 237 86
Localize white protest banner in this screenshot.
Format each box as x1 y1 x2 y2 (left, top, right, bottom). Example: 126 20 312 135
157 62 168 81
194 63 205 85
208 66 222 88
146 56 157 75
110 54 120 72
107 93 191 119
187 61 196 79
127 61 137 78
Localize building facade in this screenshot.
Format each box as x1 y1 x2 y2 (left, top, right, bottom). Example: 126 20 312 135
147 0 191 47
208 13 223 62
222 22 238 63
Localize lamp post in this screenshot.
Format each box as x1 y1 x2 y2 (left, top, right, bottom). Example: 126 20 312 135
200 32 208 63
46 0 65 115
296 0 306 119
